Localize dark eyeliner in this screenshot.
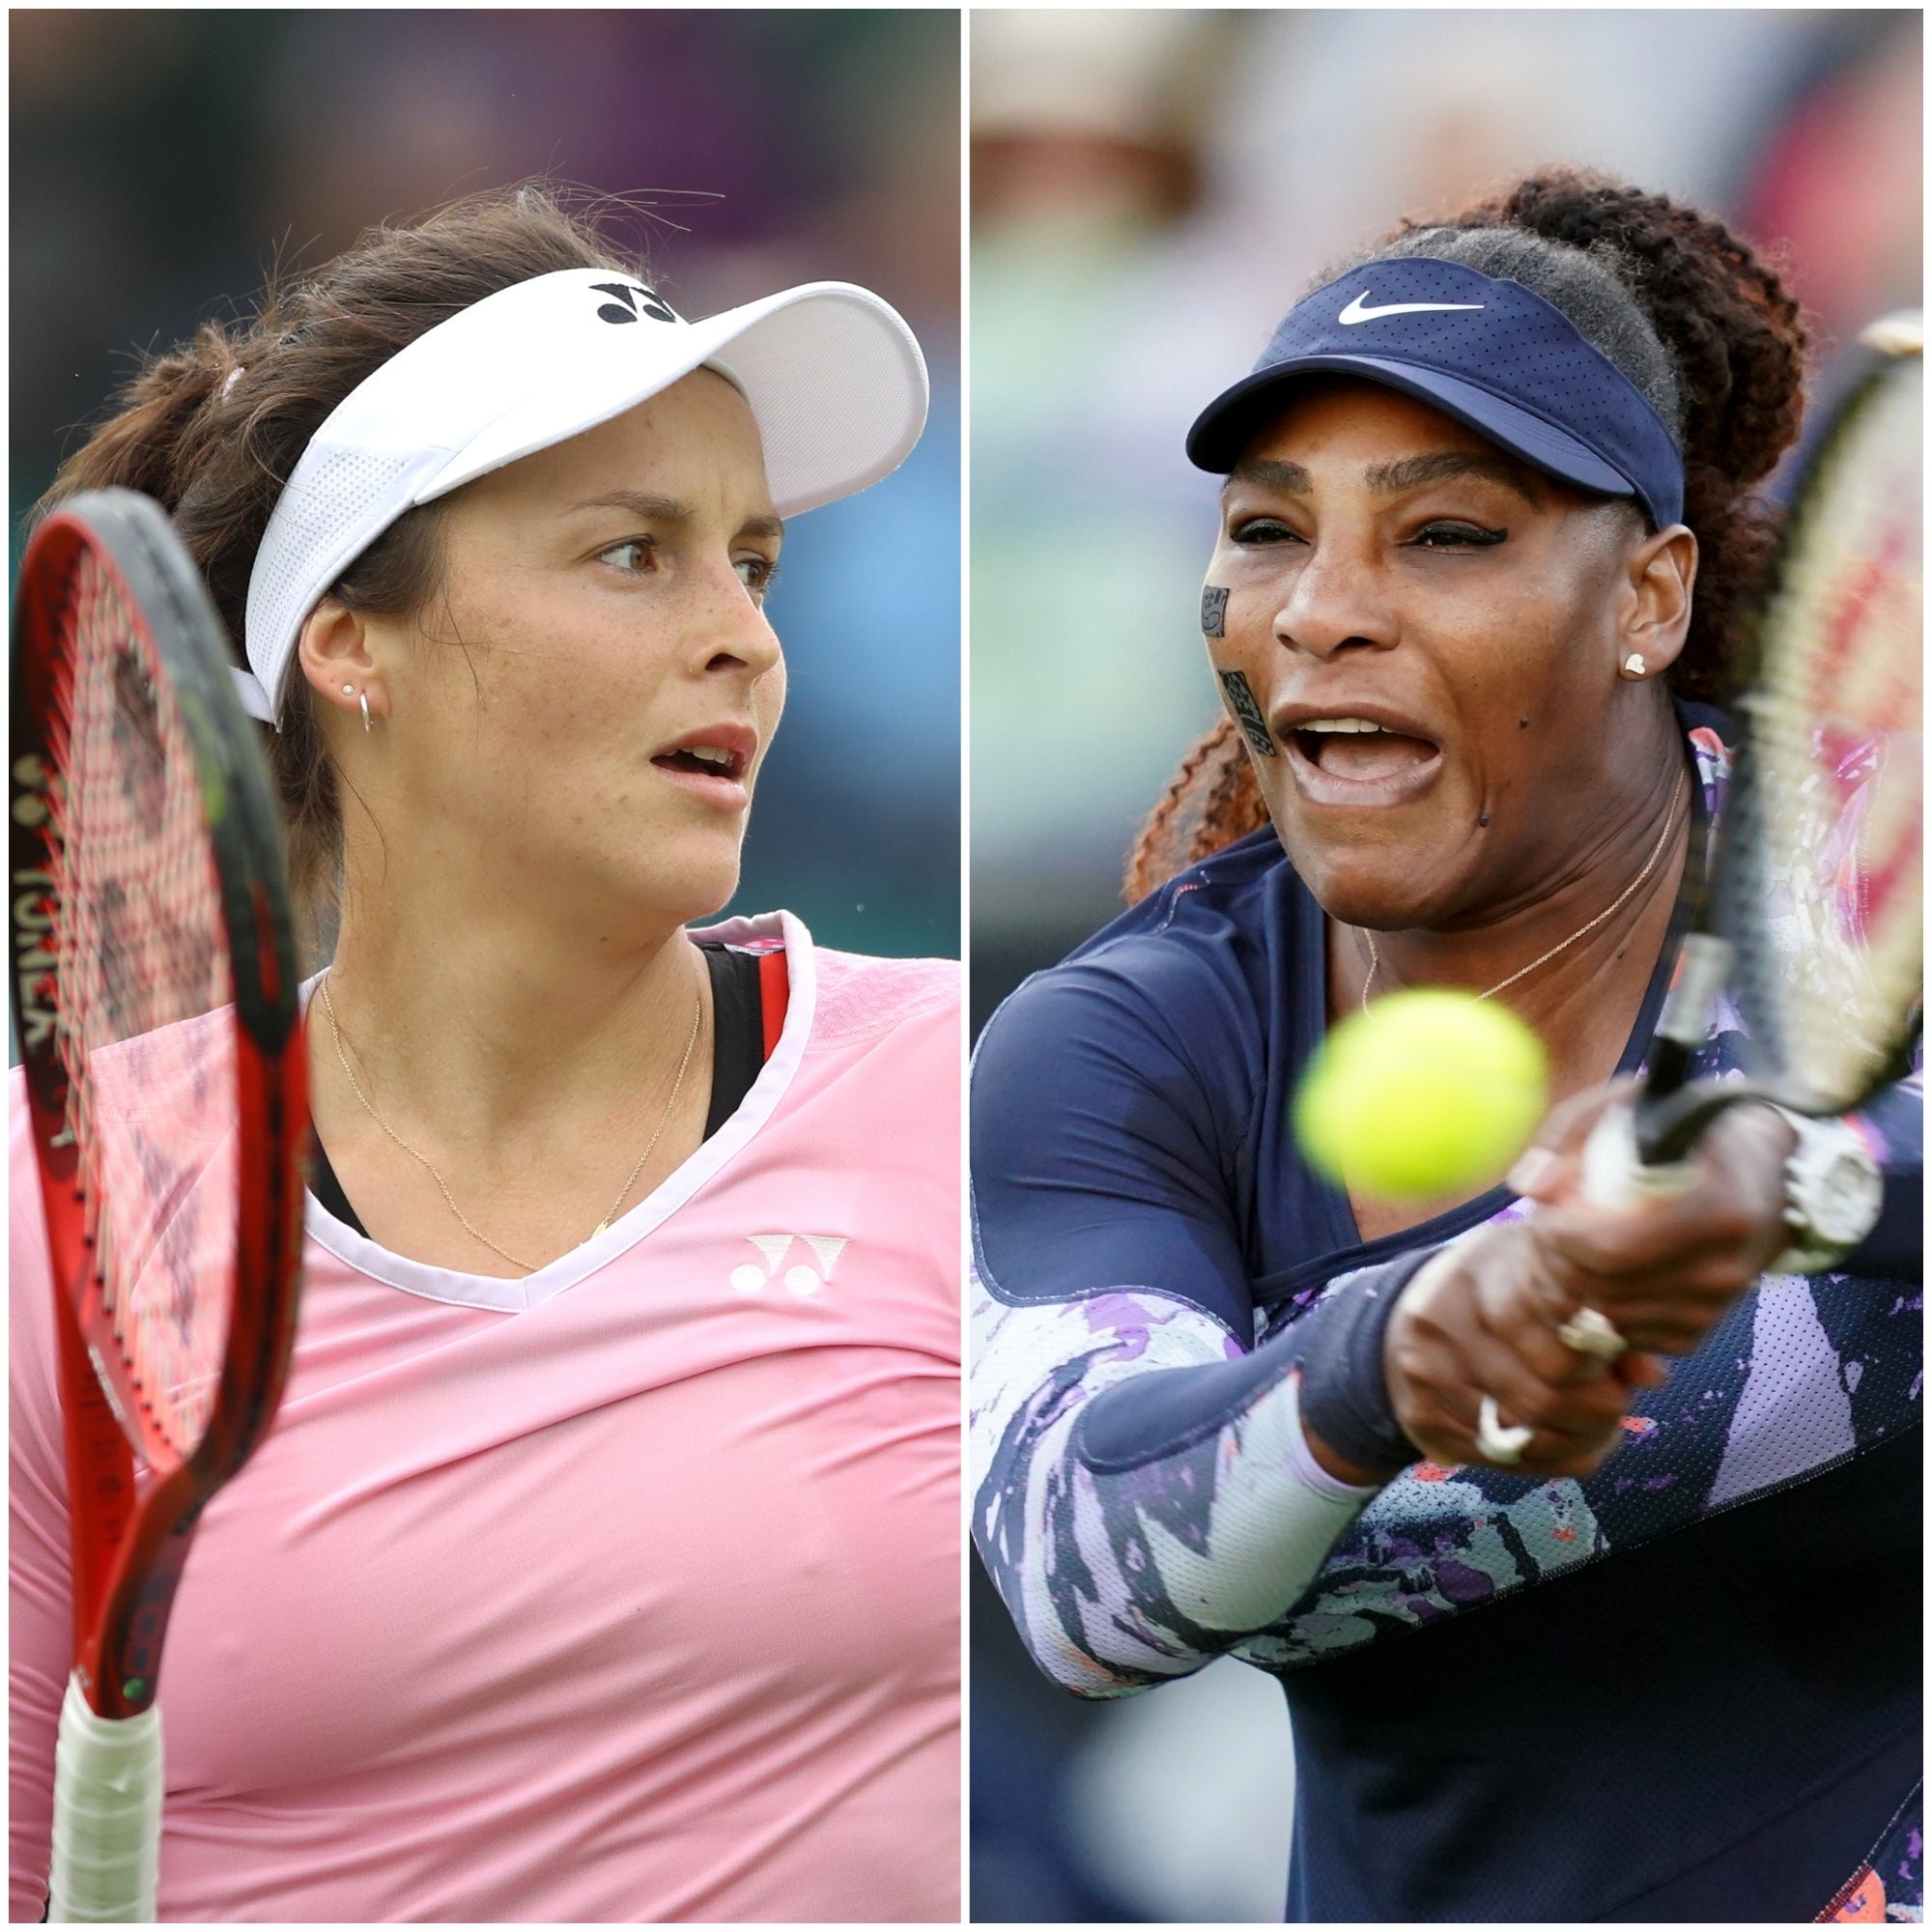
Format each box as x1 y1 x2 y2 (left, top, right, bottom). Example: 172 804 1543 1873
1232 517 1302 545
1414 522 1508 547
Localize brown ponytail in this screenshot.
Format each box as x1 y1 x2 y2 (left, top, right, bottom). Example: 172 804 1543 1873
1127 166 1808 904
39 185 646 956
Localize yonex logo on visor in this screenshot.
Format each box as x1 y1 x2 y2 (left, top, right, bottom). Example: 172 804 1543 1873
1185 255 1685 535
1338 294 1486 324
591 281 677 326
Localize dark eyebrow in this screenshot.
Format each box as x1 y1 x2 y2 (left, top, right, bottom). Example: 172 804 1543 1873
564 489 784 541
1223 457 1311 497
1362 451 1545 507
1222 449 1546 509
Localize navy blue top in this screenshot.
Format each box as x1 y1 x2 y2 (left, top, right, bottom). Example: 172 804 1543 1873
972 704 1921 1920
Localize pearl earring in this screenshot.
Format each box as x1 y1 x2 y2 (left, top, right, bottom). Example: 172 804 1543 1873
1621 654 1646 679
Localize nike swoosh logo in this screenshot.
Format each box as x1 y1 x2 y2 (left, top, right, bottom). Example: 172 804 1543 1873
1337 294 1486 325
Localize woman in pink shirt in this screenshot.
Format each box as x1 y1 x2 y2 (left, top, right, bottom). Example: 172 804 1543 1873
11 187 959 1923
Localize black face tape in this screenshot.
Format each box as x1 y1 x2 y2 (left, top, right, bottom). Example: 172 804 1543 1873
1200 585 1230 638
1217 668 1276 758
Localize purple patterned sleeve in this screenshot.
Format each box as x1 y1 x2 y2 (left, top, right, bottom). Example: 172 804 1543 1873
969 1252 1385 1695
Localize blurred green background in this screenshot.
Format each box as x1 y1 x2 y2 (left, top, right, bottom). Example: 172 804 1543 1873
11 8 960 959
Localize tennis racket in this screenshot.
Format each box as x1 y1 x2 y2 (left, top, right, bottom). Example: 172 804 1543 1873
11 488 308 1920
1480 314 1922 1456
1600 313 1920 1164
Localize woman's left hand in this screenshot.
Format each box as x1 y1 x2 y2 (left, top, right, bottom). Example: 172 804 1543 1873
1391 1083 1798 1475
1383 1222 1668 1480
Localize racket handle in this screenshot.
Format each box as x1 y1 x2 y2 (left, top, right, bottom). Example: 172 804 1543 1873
1581 1099 1698 1210
47 1675 162 1922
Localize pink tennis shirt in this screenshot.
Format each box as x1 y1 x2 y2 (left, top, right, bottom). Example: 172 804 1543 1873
11 914 961 1923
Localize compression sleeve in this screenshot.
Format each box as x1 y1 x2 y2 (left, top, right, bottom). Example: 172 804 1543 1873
970 966 1413 1696
970 1266 1387 1696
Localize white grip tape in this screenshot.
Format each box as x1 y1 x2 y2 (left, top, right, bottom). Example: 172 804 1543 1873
1581 1101 1696 1211
47 1675 162 1922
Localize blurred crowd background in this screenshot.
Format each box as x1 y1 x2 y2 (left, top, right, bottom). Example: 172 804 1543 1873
968 7 1920 1921
11 8 960 959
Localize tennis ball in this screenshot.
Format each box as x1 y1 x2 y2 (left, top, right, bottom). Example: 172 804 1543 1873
1294 988 1549 1202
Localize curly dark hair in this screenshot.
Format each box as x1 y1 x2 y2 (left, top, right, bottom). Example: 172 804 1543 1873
1126 168 1808 904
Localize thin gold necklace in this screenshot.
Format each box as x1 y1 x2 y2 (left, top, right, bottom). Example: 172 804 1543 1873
317 969 704 1275
1361 775 1687 1012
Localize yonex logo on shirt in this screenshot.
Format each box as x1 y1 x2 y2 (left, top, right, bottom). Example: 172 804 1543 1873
591 281 678 326
729 1234 849 1297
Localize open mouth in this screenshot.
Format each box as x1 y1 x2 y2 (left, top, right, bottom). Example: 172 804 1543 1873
650 744 748 782
1289 717 1439 783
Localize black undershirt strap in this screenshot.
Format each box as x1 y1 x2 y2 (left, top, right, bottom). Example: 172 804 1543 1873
308 944 767 1240
699 943 765 1140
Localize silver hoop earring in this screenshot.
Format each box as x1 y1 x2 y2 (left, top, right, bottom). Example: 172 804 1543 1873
1621 654 1647 679
359 692 372 732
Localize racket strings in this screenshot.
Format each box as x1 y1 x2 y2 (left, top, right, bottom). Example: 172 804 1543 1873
1732 354 1921 1110
46 550 238 1456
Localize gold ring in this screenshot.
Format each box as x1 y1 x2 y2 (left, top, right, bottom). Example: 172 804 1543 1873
1556 1306 1627 1361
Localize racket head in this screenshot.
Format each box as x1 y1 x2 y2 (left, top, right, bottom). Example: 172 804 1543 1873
11 487 307 1714
1715 318 1922 1118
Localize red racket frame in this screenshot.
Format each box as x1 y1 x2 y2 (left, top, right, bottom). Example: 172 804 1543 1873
11 491 308 1721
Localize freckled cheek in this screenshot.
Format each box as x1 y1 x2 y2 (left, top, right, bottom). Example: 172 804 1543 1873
535 627 674 729
505 663 608 751
748 662 786 781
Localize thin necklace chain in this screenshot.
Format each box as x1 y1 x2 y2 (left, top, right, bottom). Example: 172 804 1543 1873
1361 774 1688 1013
318 969 704 1275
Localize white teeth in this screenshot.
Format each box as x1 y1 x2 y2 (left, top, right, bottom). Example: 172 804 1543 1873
1300 718 1385 733
688 746 733 768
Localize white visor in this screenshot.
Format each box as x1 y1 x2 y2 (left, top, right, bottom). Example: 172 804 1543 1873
240 269 928 724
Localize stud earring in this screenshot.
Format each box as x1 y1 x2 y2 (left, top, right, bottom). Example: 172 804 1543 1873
1621 654 1646 679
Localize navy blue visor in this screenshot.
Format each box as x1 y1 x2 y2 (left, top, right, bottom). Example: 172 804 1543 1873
1187 256 1685 529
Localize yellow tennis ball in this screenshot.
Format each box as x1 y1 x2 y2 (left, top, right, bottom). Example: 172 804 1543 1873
1294 988 1549 1202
